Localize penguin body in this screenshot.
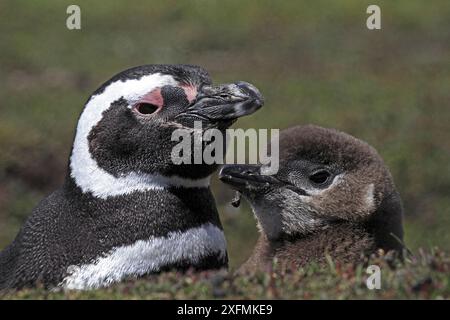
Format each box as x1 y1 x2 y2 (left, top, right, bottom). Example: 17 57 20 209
219 125 404 272
0 64 263 289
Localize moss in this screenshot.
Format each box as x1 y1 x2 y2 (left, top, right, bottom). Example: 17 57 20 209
2 248 449 300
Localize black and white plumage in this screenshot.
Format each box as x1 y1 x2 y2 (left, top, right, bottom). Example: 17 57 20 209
0 64 263 290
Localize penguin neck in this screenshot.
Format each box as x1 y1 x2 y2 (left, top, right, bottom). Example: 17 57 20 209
68 148 211 200
245 222 373 270
62 174 222 231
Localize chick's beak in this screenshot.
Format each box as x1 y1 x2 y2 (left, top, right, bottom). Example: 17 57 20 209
219 164 278 191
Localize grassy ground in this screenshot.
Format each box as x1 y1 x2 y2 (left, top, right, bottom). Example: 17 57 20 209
3 249 449 299
0 1 449 299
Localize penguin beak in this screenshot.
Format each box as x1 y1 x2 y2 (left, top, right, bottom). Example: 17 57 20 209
220 164 309 196
219 164 278 191
184 81 264 123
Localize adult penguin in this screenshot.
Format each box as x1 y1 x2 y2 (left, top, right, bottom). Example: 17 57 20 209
0 64 263 290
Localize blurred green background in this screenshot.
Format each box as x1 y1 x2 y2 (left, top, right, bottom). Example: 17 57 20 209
0 0 449 269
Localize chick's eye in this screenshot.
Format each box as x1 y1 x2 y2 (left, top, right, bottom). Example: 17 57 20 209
309 170 331 185
135 103 159 115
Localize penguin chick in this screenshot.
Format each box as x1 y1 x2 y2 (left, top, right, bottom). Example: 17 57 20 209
0 64 263 290
219 125 404 273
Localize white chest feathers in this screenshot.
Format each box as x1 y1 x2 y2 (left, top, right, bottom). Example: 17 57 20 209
60 223 227 290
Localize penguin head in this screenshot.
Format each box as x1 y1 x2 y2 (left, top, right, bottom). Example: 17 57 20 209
70 64 263 198
220 125 403 244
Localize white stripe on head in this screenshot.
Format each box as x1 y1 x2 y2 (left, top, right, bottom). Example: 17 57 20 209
61 223 227 290
70 73 209 199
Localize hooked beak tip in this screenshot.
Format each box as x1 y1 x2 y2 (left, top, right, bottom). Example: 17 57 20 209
235 81 264 105
184 81 264 123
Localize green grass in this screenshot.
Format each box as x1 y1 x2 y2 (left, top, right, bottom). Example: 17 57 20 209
2 249 449 299
0 0 449 298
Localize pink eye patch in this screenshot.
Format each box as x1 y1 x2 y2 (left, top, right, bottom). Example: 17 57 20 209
181 85 197 104
137 88 164 108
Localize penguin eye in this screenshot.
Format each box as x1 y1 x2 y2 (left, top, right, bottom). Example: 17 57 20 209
309 170 331 185
135 103 159 115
